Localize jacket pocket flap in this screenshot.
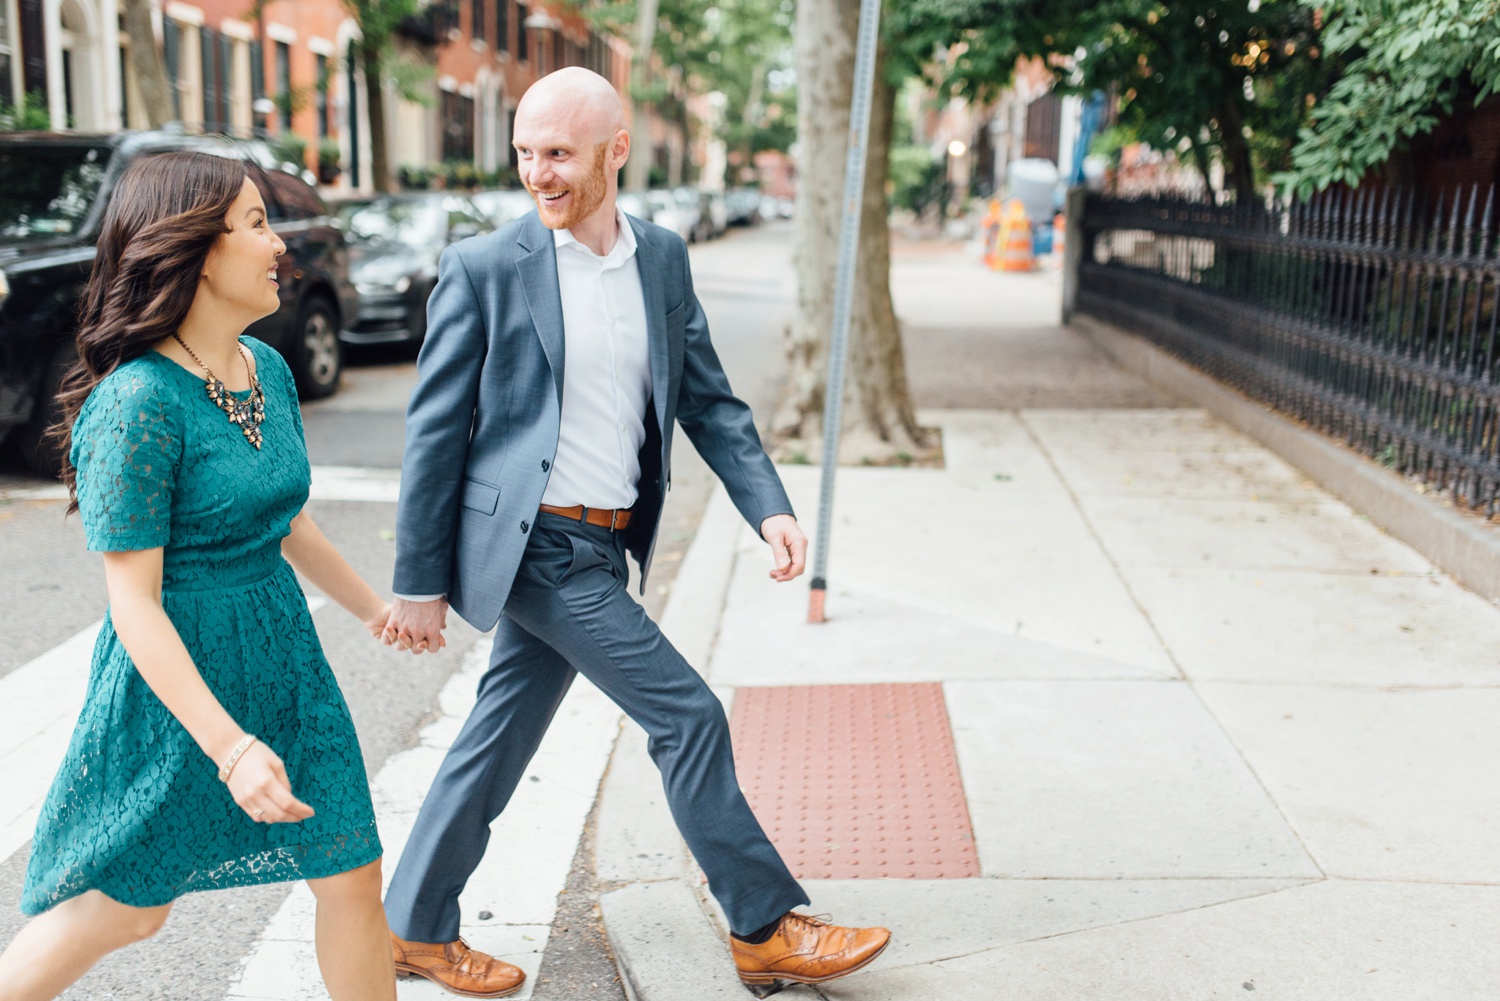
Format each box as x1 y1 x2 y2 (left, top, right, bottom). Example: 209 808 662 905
461 479 501 515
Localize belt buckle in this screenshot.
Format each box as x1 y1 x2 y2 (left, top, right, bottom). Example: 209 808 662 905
610 509 624 531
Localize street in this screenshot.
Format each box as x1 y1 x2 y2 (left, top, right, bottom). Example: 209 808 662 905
0 220 796 1001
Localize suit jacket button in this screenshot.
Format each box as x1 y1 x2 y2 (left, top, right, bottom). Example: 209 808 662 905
520 520 530 532
541 459 551 471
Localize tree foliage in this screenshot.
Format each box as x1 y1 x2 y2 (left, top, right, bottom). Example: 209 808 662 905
886 1 1328 199
587 0 797 183
1282 0 1500 195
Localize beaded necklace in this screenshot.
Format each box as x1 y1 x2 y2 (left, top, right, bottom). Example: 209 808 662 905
171 334 266 449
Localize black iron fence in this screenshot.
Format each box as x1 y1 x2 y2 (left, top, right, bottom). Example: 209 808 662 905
1076 189 1500 518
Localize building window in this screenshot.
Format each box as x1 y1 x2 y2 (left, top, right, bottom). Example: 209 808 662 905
516 2 527 62
0 0 16 107
497 0 508 54
315 52 328 138
274 40 291 131
441 89 475 163
472 0 486 47
552 30 562 70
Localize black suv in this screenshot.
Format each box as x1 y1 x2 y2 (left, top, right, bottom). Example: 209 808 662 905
0 130 358 473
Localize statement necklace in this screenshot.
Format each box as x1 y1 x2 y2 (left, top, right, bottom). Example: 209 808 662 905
172 334 266 449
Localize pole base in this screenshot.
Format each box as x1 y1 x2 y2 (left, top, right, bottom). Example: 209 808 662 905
807 581 827 624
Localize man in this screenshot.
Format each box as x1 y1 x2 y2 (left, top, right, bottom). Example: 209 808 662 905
380 68 891 998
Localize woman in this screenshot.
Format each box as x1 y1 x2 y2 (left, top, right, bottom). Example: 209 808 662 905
0 150 402 1000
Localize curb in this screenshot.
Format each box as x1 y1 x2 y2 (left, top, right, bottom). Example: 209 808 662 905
1071 313 1500 605
597 485 750 1000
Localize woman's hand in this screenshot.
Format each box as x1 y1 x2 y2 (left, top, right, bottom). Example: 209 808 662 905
362 602 393 642
227 741 315 823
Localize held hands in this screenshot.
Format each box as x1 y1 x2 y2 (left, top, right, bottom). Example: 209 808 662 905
760 514 808 583
228 741 314 824
382 597 449 655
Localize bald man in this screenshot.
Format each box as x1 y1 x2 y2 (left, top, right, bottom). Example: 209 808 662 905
381 69 890 997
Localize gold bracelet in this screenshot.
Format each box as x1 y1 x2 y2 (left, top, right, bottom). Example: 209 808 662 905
217 734 257 783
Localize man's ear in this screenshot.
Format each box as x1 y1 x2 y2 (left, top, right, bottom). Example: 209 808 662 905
613 130 631 171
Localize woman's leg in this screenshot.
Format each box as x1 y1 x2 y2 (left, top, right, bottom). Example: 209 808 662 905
306 858 396 1001
0 891 172 1001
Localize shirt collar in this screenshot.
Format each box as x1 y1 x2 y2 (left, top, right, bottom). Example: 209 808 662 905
553 204 637 265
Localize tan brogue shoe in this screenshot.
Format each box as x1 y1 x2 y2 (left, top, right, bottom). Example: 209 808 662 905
731 912 892 987
390 932 526 998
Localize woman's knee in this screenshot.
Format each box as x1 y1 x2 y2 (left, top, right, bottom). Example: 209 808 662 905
307 858 385 906
71 892 171 945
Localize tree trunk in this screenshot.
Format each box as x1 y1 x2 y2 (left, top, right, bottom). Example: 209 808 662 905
362 43 392 193
123 0 174 127
624 0 659 191
1217 99 1256 202
775 0 934 466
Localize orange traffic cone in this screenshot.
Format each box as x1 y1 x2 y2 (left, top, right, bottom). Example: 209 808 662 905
981 199 1003 269
998 199 1035 272
1052 212 1066 258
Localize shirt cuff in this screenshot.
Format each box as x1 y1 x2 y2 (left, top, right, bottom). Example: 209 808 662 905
395 593 447 602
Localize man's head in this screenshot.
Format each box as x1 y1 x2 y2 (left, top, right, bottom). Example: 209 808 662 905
513 68 630 231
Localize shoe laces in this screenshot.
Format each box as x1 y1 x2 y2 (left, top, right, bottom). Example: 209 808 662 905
783 912 834 936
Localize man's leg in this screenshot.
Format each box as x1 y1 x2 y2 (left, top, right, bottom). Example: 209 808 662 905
384 617 576 943
504 518 809 936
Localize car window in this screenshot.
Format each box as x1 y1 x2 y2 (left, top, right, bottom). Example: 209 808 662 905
336 198 445 249
0 144 111 240
262 169 327 222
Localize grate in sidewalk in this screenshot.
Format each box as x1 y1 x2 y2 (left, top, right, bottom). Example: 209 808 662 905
729 682 979 879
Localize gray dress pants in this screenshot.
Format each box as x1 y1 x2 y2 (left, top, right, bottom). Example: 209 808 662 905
383 512 809 941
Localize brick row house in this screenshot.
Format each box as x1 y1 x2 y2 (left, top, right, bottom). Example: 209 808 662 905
0 0 634 193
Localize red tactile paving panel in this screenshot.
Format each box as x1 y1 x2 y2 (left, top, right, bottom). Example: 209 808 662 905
730 683 979 879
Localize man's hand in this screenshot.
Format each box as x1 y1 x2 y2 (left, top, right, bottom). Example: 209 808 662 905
383 597 449 654
760 514 807 583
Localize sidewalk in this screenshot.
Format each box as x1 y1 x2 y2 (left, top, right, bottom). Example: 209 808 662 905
595 245 1500 999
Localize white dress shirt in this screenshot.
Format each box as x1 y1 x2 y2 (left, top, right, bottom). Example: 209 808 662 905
542 206 653 509
396 207 651 603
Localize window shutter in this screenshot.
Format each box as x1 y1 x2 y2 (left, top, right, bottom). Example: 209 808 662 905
200 27 216 129
162 17 180 119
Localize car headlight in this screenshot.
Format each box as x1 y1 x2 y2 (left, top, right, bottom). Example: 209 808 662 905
0 270 9 307
394 274 412 294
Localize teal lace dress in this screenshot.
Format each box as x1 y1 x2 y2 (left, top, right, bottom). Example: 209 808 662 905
20 337 381 915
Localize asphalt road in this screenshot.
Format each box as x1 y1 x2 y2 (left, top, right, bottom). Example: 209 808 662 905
0 218 795 1000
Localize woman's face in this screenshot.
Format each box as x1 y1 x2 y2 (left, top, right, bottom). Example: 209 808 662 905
201 177 286 321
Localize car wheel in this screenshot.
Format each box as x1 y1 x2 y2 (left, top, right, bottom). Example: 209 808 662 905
287 296 341 399
17 340 77 477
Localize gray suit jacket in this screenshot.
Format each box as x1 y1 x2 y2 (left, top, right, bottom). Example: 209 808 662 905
393 210 793 631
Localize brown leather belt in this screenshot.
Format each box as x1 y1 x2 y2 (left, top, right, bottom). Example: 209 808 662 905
538 503 634 531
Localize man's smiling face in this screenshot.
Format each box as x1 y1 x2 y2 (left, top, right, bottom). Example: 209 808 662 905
516 135 611 231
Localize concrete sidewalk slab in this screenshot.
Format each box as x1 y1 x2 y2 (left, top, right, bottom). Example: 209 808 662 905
1127 567 1500 687
1081 495 1434 573
948 680 1320 880
1198 684 1500 882
817 880 1500 1000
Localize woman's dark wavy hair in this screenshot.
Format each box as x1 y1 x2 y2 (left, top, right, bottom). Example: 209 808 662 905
52 150 249 512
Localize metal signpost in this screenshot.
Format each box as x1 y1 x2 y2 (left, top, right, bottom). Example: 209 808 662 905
807 0 882 625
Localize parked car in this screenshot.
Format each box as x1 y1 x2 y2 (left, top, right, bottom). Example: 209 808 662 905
617 190 654 224
334 192 494 347
646 189 692 243
0 129 358 473
725 187 762 226
702 189 729 238
470 188 537 227
670 187 706 243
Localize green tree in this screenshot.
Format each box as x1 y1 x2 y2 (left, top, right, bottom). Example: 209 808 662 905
1282 0 1500 195
337 0 421 192
587 0 796 188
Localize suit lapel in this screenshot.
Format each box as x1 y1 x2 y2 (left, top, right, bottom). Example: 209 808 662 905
630 217 672 432
515 213 565 408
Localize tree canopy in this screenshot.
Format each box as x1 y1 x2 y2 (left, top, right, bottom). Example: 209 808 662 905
1281 0 1500 195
